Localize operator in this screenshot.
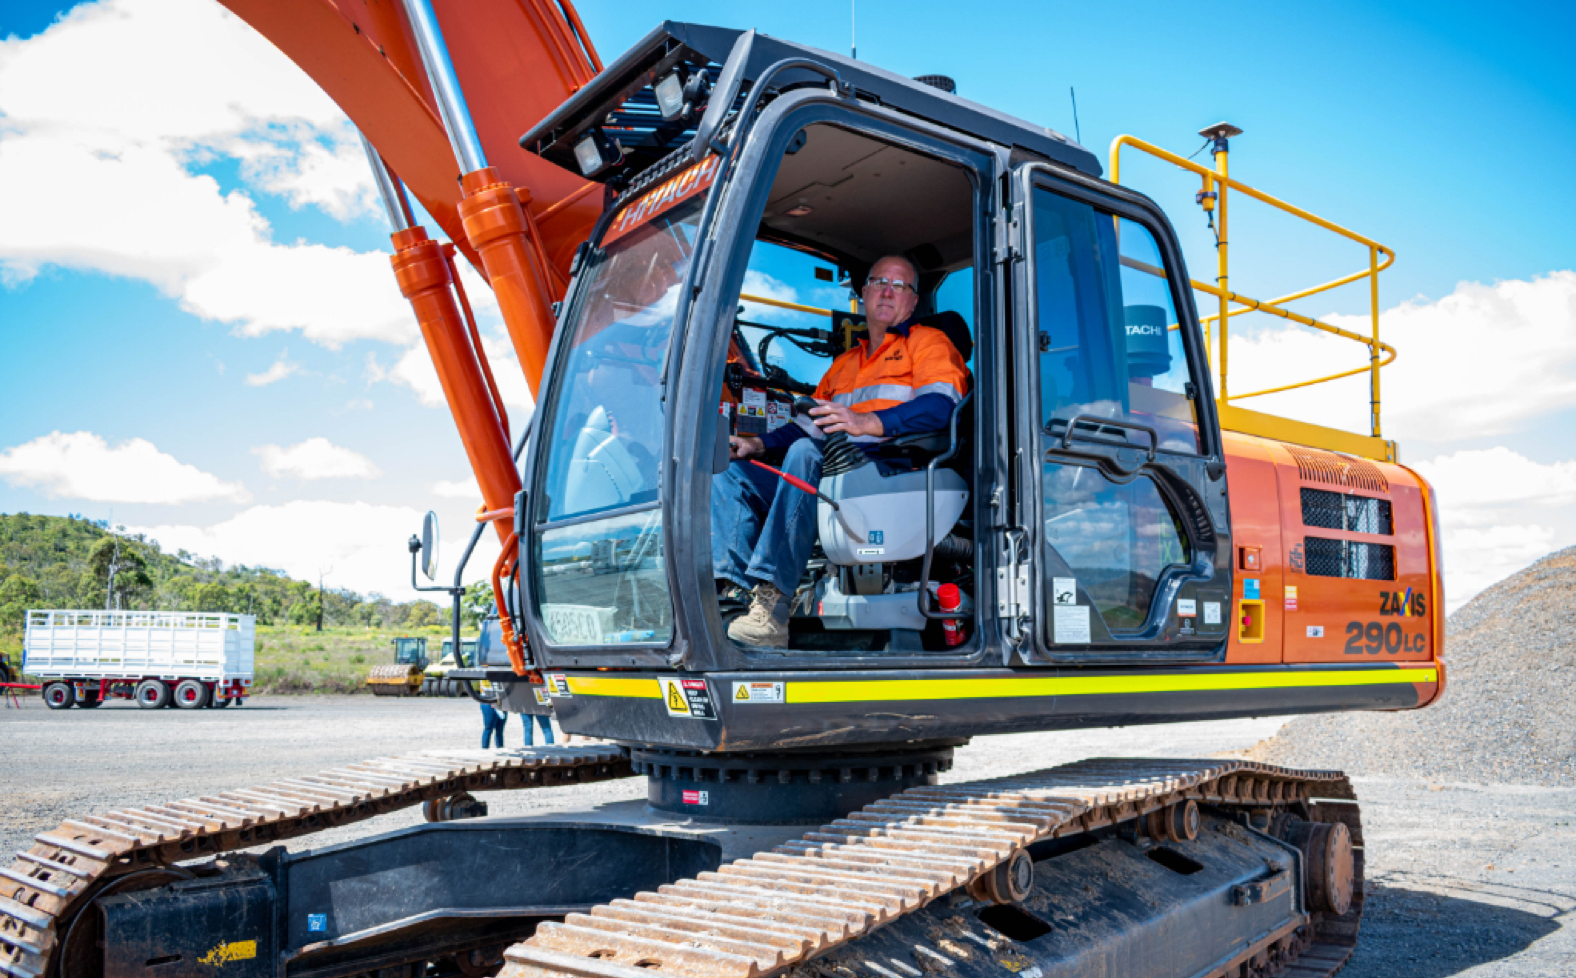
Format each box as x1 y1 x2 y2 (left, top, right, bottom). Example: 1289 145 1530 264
713 255 969 647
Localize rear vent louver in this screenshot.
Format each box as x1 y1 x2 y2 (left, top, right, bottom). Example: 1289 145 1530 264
1301 488 1393 535
1304 537 1395 580
1287 446 1388 493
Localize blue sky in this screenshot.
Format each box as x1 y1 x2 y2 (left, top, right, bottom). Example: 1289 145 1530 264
1 0 1573 605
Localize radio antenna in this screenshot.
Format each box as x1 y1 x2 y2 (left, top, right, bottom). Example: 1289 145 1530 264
1070 86 1082 144
851 0 857 59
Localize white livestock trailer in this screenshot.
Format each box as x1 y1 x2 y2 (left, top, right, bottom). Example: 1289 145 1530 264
24 610 255 711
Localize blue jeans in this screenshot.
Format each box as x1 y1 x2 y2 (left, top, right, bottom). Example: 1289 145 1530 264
712 437 823 596
522 713 554 746
480 702 507 748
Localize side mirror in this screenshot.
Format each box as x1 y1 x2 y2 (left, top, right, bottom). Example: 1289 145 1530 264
421 511 440 581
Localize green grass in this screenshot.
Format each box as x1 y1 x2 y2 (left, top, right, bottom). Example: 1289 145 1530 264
251 625 451 694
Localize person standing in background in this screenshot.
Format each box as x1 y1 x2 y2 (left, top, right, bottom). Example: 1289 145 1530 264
523 710 554 746
479 685 508 749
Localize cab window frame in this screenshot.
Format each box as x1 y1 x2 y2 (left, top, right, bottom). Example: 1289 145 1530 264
1016 164 1228 665
669 91 1003 674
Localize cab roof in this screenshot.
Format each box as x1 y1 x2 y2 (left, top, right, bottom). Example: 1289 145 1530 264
519 22 1101 187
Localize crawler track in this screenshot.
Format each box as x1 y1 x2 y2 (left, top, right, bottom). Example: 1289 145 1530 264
0 746 632 978
502 758 1364 978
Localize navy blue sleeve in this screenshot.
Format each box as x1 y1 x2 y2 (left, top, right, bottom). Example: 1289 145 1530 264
758 420 808 452
872 393 954 437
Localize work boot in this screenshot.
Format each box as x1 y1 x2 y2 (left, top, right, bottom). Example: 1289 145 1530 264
727 582 790 647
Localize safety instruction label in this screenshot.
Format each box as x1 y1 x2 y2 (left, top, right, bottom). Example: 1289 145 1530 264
1052 578 1078 605
1244 578 1261 600
732 681 785 704
1203 601 1222 625
1053 604 1091 643
1177 598 1197 618
532 686 549 706
662 678 716 719
1307 625 1325 638
1285 585 1299 611
682 789 710 806
546 674 572 698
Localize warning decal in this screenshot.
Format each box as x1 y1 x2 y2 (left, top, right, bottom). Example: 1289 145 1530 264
661 677 716 719
681 789 710 806
732 681 785 704
546 674 572 698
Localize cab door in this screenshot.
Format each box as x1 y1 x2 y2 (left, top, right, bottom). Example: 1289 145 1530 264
1009 165 1234 663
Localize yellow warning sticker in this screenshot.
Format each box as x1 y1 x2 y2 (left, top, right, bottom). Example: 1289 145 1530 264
199 940 257 967
660 677 716 719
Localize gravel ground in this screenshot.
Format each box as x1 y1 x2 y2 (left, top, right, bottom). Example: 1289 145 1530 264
2 696 1572 976
1251 546 1576 785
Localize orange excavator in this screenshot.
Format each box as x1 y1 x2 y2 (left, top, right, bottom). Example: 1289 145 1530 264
0 4 1446 978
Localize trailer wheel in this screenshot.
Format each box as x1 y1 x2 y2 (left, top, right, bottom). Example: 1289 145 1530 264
43 682 75 710
136 679 171 710
173 679 211 710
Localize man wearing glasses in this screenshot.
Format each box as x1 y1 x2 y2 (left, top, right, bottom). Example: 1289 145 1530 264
713 255 970 647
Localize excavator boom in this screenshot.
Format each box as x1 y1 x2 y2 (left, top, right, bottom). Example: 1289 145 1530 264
218 0 602 280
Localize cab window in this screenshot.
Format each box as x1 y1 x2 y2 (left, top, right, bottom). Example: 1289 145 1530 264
1033 190 1200 454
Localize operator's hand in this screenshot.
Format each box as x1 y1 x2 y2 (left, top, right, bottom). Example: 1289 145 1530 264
809 399 884 438
729 434 764 460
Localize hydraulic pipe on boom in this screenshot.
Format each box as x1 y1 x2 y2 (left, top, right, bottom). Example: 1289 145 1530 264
364 140 520 539
400 0 563 397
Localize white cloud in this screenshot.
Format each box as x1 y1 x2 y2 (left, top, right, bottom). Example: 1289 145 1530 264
131 500 501 599
432 477 481 499
0 431 249 503
0 0 411 347
245 354 299 387
253 438 381 480
1409 447 1576 610
1221 272 1576 446
1413 447 1576 517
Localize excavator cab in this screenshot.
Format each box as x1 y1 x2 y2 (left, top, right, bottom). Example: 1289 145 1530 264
510 25 1281 754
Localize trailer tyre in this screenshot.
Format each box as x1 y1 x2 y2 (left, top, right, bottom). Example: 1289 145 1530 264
174 679 211 710
43 682 75 710
136 679 171 710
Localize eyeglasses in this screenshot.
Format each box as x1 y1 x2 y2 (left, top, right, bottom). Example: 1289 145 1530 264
863 277 918 295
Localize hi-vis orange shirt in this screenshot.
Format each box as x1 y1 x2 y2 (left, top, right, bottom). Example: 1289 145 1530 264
802 322 969 444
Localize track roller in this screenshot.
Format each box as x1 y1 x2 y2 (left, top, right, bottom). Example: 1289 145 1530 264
969 847 1035 905
1145 798 1200 842
422 791 489 822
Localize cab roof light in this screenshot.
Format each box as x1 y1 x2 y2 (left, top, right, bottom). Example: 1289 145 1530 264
654 70 686 121
573 128 621 177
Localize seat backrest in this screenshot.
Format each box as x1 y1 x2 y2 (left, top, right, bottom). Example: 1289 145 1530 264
917 310 973 364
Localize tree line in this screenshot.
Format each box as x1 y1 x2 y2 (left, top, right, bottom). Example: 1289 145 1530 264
0 513 446 634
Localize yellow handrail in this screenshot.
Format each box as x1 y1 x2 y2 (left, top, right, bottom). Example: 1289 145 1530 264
740 293 835 317
1110 132 1394 440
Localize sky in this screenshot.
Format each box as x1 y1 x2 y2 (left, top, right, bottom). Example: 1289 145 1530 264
1 0 1573 609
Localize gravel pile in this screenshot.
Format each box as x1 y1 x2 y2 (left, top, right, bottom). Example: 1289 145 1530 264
1249 546 1576 786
